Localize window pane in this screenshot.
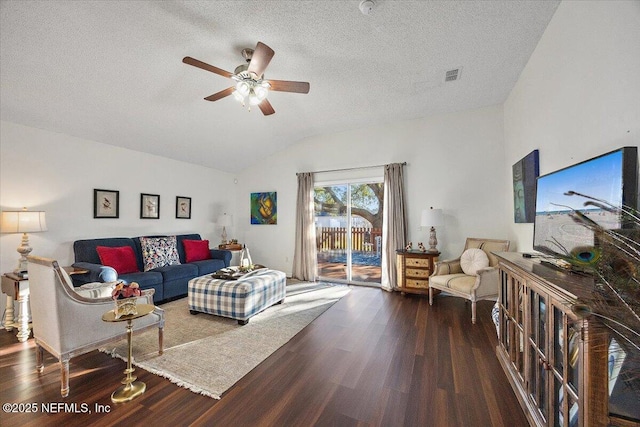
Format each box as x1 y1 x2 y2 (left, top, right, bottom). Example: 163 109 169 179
350 182 382 283
316 185 348 281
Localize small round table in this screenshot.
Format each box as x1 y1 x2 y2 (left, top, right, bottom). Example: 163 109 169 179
102 303 154 403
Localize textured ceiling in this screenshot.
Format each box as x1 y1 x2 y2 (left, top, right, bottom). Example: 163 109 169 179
0 1 559 173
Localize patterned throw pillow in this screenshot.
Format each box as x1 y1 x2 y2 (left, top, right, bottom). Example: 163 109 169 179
140 236 181 271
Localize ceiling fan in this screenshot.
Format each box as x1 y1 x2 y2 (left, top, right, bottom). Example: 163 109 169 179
183 42 310 116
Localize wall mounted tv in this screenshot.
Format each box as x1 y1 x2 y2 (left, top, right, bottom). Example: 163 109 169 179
533 146 638 258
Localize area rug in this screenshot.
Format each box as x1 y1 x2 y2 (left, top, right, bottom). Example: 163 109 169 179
100 281 350 399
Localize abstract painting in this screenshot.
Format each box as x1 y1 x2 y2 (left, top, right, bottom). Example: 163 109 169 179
251 192 277 224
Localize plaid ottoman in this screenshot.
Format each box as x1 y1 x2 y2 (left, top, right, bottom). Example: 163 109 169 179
188 269 286 325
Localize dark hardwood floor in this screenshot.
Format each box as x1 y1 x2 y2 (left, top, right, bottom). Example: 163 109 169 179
0 287 527 426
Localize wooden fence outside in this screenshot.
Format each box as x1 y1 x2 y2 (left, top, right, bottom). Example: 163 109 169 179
316 227 382 252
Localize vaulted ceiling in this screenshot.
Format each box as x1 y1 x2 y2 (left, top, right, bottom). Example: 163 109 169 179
0 1 559 172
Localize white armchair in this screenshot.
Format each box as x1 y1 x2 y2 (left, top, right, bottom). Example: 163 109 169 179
428 237 510 324
27 255 164 397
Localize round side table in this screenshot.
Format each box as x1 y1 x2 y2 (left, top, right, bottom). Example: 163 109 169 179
102 303 154 403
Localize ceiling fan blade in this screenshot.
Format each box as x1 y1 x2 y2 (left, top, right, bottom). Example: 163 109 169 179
258 99 275 116
247 42 274 78
204 87 235 102
267 80 310 94
183 56 233 79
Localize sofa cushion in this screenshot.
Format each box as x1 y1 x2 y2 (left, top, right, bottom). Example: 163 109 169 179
191 258 227 276
183 239 212 263
96 246 140 274
153 263 198 281
460 248 489 275
140 236 181 271
119 271 163 286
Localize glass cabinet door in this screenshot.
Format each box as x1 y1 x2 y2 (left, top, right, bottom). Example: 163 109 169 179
499 271 510 353
528 289 549 422
551 306 581 427
515 281 525 377
554 307 564 372
499 271 527 381
566 320 580 393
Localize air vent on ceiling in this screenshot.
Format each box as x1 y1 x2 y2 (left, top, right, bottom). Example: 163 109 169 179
445 67 462 82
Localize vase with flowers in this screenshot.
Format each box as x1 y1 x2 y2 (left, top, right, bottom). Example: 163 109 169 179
112 282 141 319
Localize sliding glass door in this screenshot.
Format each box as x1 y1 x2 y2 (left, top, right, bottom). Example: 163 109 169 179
314 179 383 285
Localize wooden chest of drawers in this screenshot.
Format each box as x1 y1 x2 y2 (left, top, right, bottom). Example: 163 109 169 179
396 250 439 295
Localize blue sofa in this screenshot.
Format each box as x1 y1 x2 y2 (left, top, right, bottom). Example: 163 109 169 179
72 233 231 303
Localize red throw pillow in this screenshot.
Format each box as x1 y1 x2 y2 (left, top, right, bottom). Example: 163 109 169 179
96 246 139 275
183 239 211 263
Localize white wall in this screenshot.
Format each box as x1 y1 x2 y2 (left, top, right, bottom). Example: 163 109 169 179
504 0 640 252
237 105 509 275
0 121 235 273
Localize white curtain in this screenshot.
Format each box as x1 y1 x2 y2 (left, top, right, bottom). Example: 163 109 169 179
380 163 407 291
292 172 317 281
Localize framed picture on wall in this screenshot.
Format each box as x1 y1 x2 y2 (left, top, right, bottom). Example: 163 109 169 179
176 196 191 219
140 193 160 219
512 149 539 223
94 189 119 218
250 192 277 224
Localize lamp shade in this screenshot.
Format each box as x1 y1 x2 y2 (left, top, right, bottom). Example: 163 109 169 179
421 208 443 227
1 210 47 233
217 213 233 227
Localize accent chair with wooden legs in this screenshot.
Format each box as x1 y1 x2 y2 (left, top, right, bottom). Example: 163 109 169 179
27 256 164 397
428 238 510 324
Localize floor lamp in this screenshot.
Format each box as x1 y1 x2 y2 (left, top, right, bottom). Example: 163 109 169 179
1 208 48 273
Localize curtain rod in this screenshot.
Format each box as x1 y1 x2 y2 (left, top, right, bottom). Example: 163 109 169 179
296 162 406 176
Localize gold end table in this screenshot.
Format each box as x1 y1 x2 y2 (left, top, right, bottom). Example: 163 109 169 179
102 303 154 403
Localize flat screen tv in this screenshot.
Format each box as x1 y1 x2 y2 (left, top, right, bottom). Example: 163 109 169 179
533 146 638 258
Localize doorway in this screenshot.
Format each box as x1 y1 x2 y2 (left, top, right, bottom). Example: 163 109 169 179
314 179 383 285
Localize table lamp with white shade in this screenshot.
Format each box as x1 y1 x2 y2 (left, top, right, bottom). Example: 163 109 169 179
421 207 443 253
1 208 48 272
217 213 233 244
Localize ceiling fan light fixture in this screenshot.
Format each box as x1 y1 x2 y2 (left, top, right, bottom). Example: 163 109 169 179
233 90 245 103
254 85 268 100
236 81 250 97
249 90 262 106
